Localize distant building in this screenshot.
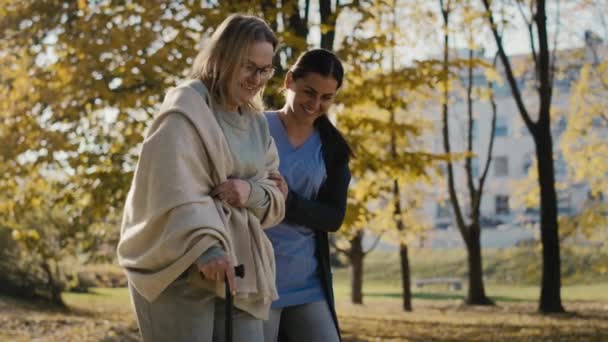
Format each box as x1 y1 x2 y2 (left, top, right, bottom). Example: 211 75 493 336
423 33 607 235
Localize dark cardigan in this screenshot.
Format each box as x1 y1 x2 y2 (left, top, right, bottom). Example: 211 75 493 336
278 140 351 341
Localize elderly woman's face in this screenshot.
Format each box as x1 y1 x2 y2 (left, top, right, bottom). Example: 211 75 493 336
231 41 274 109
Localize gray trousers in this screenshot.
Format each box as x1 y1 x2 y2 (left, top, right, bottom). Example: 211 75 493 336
262 300 339 342
129 276 264 342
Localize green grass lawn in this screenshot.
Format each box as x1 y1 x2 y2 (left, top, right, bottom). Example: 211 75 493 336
333 279 608 303
340 246 608 286
64 245 608 310
63 287 132 317
59 282 608 342
7 245 608 341
62 279 608 315
331 246 608 303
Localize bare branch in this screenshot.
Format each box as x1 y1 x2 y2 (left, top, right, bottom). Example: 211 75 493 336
384 0 408 237
516 1 531 26
550 0 561 89
439 0 467 236
535 0 553 126
110 80 155 94
481 0 536 132
518 0 541 92
363 231 385 256
477 53 499 213
465 37 477 211
516 0 538 67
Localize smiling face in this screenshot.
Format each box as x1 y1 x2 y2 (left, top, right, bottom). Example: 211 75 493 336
284 72 339 122
229 41 275 111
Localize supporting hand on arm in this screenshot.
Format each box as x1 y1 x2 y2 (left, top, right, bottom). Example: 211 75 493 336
211 179 252 208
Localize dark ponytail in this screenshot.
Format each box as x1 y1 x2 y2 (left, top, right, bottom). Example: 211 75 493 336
290 49 353 164
314 114 352 165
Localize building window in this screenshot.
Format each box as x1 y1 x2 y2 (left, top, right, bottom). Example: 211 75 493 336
471 119 478 141
555 154 567 177
591 116 604 128
471 157 479 177
495 116 509 137
558 193 572 215
494 156 509 176
436 202 451 218
554 117 567 135
522 154 533 175
495 195 510 215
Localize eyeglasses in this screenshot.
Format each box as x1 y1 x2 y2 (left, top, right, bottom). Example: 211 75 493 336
242 62 275 81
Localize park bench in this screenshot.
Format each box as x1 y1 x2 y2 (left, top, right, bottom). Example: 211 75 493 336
414 277 462 291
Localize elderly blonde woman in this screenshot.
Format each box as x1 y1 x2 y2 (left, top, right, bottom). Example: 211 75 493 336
117 14 285 342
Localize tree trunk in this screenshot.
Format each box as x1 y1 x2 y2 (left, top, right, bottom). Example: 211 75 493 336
319 0 336 51
439 0 493 306
328 235 345 267
41 261 65 307
534 0 564 313
481 0 563 313
534 126 564 313
287 1 309 41
349 230 364 304
392 178 412 311
465 224 493 305
400 243 412 311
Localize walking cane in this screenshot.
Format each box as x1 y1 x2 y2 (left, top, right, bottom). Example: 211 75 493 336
225 264 245 342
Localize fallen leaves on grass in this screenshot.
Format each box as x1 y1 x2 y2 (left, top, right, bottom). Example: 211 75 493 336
2 293 608 341
0 295 138 341
337 299 608 341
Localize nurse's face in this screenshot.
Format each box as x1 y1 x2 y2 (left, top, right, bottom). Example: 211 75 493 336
284 72 338 122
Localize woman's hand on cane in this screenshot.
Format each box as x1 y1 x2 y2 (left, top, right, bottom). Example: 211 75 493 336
196 255 237 295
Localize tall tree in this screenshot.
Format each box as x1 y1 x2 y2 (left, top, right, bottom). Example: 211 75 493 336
438 0 496 305
481 0 564 313
336 0 445 309
333 213 386 304
389 0 412 312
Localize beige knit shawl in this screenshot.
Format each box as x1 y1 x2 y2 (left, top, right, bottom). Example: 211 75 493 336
117 80 285 319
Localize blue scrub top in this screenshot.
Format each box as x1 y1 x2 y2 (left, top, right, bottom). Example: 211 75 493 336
264 111 327 308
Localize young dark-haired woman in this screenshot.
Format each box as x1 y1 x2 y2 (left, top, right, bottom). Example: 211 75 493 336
263 49 352 342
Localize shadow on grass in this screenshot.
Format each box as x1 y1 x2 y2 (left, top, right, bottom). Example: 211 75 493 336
364 291 529 302
66 287 127 297
0 294 70 314
74 289 113 297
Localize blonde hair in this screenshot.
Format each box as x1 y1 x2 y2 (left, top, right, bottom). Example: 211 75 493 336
190 14 277 113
